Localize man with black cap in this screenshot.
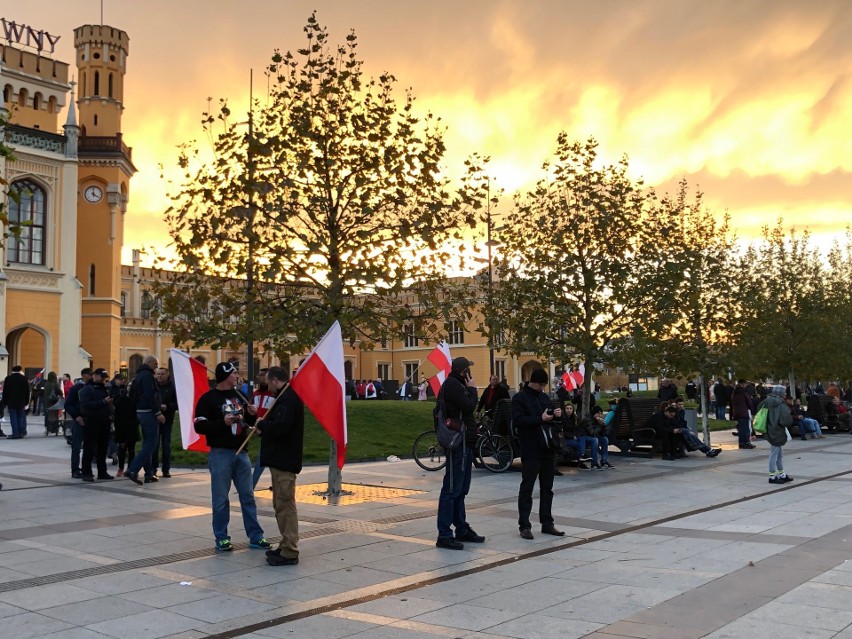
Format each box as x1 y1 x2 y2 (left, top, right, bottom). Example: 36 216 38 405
512 368 564 540
435 356 484 550
193 361 270 553
79 368 115 481
65 367 93 478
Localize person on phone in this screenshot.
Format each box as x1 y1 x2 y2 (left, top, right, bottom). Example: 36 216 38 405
435 357 482 550
79 368 115 481
513 368 564 539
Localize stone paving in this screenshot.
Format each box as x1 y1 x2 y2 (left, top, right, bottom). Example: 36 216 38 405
2 423 852 638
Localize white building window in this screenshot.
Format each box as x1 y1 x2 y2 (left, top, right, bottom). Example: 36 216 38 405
446 320 465 345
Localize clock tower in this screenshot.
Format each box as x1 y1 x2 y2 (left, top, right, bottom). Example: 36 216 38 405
74 24 135 371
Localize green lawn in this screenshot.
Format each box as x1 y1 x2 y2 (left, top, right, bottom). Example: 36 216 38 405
169 395 737 467
169 400 436 467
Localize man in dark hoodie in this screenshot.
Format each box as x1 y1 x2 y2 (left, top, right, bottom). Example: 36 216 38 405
256 367 304 566
79 368 114 481
126 355 164 485
513 368 564 540
193 361 270 553
435 357 483 550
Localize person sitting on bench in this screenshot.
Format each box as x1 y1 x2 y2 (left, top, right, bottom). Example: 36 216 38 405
672 397 721 458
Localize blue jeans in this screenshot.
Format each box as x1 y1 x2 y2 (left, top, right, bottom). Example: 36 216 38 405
682 429 710 454
597 436 610 462
70 420 85 474
716 404 727 420
252 455 265 488
799 417 822 437
736 417 751 445
8 407 27 438
128 412 159 478
437 444 473 539
208 447 264 543
576 436 599 464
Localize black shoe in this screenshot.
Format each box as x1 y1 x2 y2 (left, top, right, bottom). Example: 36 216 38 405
706 448 721 457
0 432 6 438
97 474 114 480
266 554 298 566
739 443 756 449
780 475 794 482
768 476 784 484
601 461 614 468
161 472 171 478
266 547 282 558
662 454 675 460
591 463 604 471
71 471 83 479
144 475 159 483
456 527 485 543
554 469 564 476
576 462 589 470
127 472 143 486
520 528 534 540
81 475 95 482
541 524 565 536
436 537 464 550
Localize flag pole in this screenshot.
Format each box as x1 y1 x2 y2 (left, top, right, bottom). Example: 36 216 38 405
234 382 289 455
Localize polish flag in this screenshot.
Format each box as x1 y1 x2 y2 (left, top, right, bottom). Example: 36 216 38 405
562 371 577 391
291 321 348 469
33 368 45 381
571 364 585 388
170 349 211 452
426 340 452 397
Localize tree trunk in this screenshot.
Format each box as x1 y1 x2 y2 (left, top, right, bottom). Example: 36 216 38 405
698 374 710 445
327 441 342 495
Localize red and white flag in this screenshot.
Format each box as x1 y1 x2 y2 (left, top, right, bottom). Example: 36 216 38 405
426 340 452 397
170 349 211 452
33 368 45 381
291 321 348 469
561 370 577 391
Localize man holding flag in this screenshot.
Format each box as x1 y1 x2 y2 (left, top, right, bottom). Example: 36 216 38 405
256 366 305 566
193 361 271 553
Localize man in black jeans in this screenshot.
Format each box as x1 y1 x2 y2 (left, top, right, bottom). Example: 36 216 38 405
513 368 564 540
79 368 115 481
152 367 178 478
65 368 93 478
435 357 484 550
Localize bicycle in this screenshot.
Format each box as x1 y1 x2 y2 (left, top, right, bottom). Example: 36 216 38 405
412 429 446 471
475 409 514 473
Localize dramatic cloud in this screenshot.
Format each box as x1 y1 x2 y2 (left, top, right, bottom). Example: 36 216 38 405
10 0 852 261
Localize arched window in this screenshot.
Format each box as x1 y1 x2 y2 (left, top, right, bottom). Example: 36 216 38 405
18 88 27 108
3 84 11 103
33 92 42 110
81 71 86 95
93 71 99 96
140 291 154 319
108 73 113 98
89 264 96 296
120 291 127 317
47 95 57 114
7 180 46 265
93 114 98 126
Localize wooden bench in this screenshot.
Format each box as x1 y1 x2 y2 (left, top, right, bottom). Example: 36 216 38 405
805 395 847 432
608 397 660 457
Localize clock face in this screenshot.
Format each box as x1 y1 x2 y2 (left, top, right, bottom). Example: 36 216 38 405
84 185 103 203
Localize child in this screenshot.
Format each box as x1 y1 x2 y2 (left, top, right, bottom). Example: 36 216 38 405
758 385 793 484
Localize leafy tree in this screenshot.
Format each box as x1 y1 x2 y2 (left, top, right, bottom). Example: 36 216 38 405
152 14 486 492
628 181 738 440
731 223 829 395
824 231 852 382
491 136 671 414
0 111 20 246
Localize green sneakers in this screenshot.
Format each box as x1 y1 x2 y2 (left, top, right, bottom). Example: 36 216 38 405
215 538 233 552
249 538 272 550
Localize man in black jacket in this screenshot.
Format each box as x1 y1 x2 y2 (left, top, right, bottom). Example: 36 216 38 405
194 361 269 553
435 357 483 550
2 366 30 439
257 367 304 566
126 355 164 485
79 368 114 481
513 368 564 540
65 368 93 477
152 367 178 478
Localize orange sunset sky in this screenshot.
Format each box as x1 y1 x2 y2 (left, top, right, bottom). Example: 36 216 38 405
9 0 852 266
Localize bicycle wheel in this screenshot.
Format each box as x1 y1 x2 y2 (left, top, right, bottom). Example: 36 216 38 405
478 433 514 473
413 430 446 471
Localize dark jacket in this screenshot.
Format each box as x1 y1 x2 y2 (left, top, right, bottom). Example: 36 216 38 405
439 372 478 447
132 364 162 415
64 381 87 420
579 414 603 437
657 383 679 402
194 387 257 449
79 382 113 424
651 410 677 436
512 384 555 458
2 372 30 408
156 380 178 425
561 411 579 437
259 387 305 474
477 383 510 412
758 394 792 447
112 389 139 443
730 386 753 419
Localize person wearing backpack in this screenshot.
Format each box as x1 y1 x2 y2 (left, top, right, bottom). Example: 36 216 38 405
759 385 793 484
435 357 482 550
513 368 564 540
